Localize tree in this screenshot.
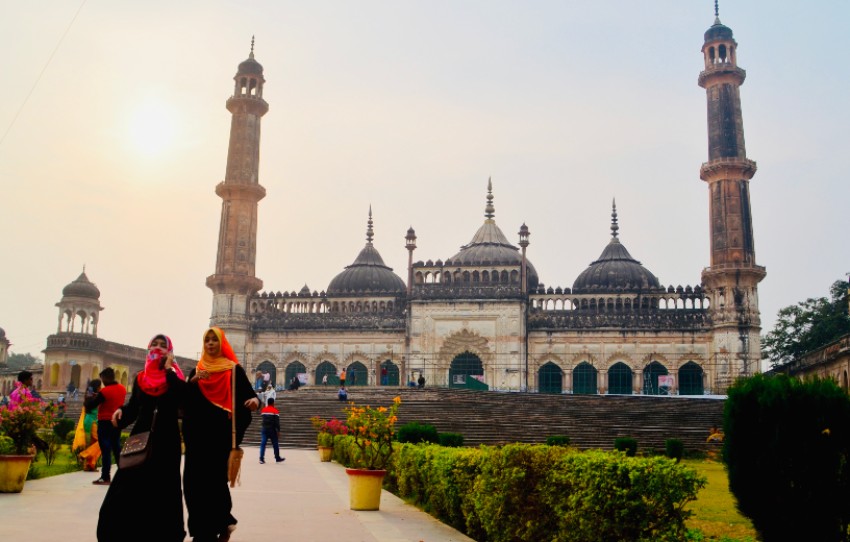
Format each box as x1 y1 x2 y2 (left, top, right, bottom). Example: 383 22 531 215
762 279 850 368
5 352 42 370
724 374 850 542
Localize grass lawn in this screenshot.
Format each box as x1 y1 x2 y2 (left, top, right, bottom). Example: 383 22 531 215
27 444 83 480
684 458 758 541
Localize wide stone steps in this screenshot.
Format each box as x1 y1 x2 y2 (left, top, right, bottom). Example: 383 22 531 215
60 388 724 454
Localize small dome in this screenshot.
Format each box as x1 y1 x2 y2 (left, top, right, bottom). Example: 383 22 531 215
704 18 734 42
299 284 311 295
327 209 406 295
446 180 539 290
238 56 263 75
572 202 661 293
62 271 101 299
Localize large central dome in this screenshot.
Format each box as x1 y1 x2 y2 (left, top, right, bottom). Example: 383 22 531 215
327 209 406 295
572 202 661 293
447 180 539 289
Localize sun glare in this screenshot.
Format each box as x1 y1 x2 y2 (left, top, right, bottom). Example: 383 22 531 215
127 101 179 157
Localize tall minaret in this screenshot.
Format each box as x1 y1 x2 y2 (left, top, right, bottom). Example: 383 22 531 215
698 4 766 389
206 38 268 344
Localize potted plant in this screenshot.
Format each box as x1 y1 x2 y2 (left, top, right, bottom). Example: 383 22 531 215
310 416 348 462
343 396 401 510
0 398 54 492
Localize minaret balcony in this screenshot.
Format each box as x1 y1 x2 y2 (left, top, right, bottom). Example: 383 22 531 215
699 157 757 182
226 95 269 116
698 65 746 88
215 181 266 201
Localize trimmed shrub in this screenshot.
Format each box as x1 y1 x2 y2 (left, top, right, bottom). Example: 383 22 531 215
546 435 571 447
397 422 439 444
724 374 850 542
388 442 704 542
53 418 75 440
438 432 464 447
665 438 684 462
614 437 638 457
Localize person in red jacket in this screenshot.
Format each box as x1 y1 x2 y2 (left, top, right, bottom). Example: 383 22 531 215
259 398 285 464
85 367 127 485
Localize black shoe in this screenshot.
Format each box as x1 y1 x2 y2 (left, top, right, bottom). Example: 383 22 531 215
92 478 111 485
259 459 265 464
275 457 285 463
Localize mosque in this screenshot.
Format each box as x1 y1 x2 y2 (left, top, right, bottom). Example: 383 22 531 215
206 10 766 395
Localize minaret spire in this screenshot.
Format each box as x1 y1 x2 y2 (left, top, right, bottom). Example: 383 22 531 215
484 177 495 220
610 198 619 239
366 206 374 245
250 35 255 58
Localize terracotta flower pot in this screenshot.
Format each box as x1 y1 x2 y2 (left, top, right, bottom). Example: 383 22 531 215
0 455 35 493
345 468 386 510
318 446 333 462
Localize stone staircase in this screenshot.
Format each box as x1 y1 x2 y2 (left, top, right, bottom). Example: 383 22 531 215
60 388 725 454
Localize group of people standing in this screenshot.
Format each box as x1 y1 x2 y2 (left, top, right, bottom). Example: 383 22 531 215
93 327 261 542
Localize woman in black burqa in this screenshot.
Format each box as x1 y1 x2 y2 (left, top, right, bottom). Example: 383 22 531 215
182 326 259 542
96 334 187 542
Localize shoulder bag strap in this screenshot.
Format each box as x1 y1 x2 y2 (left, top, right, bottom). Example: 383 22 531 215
232 367 237 449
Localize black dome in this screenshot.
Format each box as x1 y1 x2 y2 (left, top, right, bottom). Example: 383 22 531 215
448 220 539 290
572 201 661 293
327 210 406 295
62 271 101 299
238 56 263 75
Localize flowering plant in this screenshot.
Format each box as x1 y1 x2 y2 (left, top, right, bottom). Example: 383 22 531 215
0 399 54 455
311 416 350 447
345 396 401 470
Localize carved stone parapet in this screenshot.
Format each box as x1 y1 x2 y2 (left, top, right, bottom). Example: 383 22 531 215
527 309 710 331
206 274 263 296
251 313 406 331
410 285 523 300
226 96 269 116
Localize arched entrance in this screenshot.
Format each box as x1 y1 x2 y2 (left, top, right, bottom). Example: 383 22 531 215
538 362 563 394
316 361 338 386
572 362 597 395
285 361 307 388
346 361 368 386
70 364 82 389
256 360 277 388
678 362 704 395
642 361 669 395
379 360 399 386
50 363 60 387
449 352 484 389
608 362 633 395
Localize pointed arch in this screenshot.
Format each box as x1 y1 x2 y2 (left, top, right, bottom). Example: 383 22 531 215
608 362 633 395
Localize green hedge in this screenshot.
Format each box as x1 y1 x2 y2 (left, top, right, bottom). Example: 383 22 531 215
387 443 705 542
397 421 439 444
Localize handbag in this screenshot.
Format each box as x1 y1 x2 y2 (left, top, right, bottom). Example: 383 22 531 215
119 407 157 469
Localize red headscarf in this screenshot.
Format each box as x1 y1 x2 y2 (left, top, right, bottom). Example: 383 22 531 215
137 334 186 397
196 327 238 413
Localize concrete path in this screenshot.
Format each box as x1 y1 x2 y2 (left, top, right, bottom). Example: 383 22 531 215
0 447 475 542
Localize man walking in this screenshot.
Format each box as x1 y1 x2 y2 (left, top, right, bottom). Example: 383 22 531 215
259 398 285 464
85 367 126 485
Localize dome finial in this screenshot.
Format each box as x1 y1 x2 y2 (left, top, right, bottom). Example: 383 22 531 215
611 198 619 239
250 35 255 59
714 0 721 24
485 177 495 220
366 205 374 245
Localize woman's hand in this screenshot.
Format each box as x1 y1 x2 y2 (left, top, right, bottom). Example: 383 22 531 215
112 408 122 427
245 397 260 411
163 352 174 370
191 370 210 383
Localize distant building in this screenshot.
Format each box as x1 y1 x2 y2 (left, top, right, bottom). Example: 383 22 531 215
772 335 850 389
0 328 44 396
41 269 194 393
207 11 766 395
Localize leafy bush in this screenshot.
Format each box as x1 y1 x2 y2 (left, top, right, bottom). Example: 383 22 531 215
614 437 638 457
665 438 684 462
724 374 850 542
397 421 439 444
388 443 704 542
0 435 14 455
53 418 75 440
438 432 464 447
546 435 571 447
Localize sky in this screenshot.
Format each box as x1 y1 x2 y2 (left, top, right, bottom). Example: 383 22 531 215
1 1 848 363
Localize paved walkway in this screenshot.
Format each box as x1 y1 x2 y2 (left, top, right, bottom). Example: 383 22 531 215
0 447 475 542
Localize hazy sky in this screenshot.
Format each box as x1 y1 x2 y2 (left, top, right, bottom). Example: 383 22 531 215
1 1 848 362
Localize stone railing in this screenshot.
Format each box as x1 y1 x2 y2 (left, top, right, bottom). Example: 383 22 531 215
251 313 405 331
527 309 710 331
